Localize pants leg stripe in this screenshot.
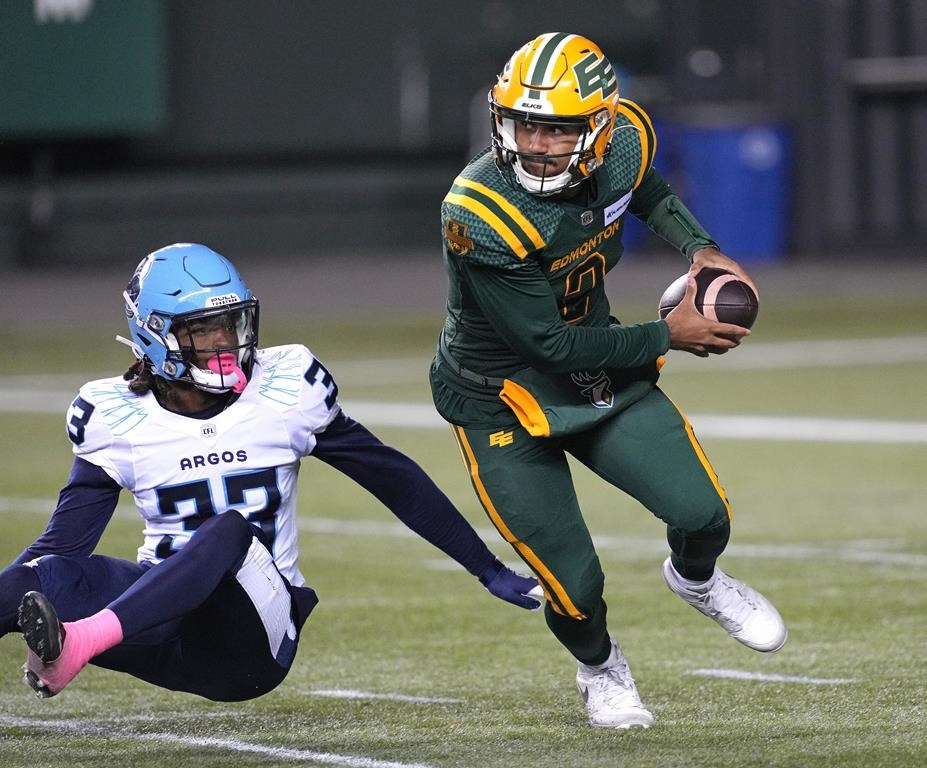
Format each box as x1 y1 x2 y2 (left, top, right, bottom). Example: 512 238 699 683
667 398 733 521
451 425 586 619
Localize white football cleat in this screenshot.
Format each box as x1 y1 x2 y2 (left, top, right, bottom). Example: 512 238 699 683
576 639 654 729
663 557 787 652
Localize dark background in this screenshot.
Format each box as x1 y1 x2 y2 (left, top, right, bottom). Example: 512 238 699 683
1 0 925 270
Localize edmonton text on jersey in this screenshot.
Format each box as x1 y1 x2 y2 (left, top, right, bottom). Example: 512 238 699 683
549 220 622 273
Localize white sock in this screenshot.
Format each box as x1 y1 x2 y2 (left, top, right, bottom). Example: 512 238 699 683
584 640 620 671
669 561 715 592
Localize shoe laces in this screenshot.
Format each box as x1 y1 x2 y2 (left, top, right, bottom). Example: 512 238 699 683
586 656 641 706
693 571 759 631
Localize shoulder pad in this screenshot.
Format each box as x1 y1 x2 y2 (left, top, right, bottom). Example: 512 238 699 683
255 344 339 421
442 156 547 264
66 376 148 455
612 98 657 189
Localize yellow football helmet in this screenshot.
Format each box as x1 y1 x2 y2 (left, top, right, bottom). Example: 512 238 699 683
490 33 620 195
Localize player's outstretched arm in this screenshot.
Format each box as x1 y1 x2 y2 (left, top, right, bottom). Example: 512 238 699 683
311 412 541 609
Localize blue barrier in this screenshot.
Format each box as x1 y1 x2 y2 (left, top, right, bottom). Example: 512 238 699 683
674 113 792 262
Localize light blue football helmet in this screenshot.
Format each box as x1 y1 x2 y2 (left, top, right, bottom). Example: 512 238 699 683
121 243 259 393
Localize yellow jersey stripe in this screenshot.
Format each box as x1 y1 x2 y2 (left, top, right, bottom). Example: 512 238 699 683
452 425 586 619
667 398 733 521
449 177 546 252
445 192 531 259
454 178 545 250
616 98 656 189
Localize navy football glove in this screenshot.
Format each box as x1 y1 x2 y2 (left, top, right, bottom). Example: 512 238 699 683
478 559 542 610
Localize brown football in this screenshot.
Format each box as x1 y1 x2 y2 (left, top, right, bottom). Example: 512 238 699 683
658 268 758 329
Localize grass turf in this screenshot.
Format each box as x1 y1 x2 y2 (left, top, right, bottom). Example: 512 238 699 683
0 295 925 767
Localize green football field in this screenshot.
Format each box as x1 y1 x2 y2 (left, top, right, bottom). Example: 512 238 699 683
0 268 925 768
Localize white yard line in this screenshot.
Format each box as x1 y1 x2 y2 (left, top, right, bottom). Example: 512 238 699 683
306 690 463 704
679 414 927 444
336 404 927 445
2 337 926 443
689 669 858 685
2 497 924 569
4 389 924 445
663 335 927 371
0 715 435 768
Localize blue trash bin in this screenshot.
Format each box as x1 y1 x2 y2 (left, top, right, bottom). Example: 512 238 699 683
674 107 792 263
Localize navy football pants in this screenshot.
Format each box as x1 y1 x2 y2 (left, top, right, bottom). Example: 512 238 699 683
1 512 317 701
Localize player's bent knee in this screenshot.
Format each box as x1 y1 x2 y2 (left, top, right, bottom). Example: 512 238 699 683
547 567 604 621
688 506 730 535
667 514 730 563
662 496 729 533
201 510 256 554
30 554 83 592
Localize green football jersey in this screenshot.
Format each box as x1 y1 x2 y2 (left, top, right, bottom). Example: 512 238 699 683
431 100 676 427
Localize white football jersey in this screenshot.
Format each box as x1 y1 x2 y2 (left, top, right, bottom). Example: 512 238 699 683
65 344 339 587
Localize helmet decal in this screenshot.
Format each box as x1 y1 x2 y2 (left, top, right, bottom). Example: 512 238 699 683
572 53 618 101
125 254 154 318
205 293 243 308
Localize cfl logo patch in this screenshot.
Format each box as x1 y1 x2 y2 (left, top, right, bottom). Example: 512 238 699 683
489 430 514 447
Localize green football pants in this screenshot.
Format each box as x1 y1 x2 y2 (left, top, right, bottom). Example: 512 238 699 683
450 386 731 666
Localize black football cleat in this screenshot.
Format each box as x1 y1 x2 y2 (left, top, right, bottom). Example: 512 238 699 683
22 664 53 699
18 591 65 663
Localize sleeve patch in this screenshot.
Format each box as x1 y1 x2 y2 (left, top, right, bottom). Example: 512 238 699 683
444 217 474 257
444 176 545 259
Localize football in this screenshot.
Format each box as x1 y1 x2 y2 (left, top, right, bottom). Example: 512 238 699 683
658 267 759 329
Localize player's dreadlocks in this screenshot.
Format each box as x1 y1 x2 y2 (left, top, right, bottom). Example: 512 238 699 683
123 359 153 394
123 359 182 407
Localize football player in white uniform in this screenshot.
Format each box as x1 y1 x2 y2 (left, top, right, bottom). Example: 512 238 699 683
0 243 540 701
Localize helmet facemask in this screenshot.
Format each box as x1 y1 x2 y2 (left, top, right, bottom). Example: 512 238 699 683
169 303 259 394
122 296 259 395
490 103 614 196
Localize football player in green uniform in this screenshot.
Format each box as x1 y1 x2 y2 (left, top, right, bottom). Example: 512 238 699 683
430 32 787 729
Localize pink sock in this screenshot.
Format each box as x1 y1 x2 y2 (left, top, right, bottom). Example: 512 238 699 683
29 609 123 695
